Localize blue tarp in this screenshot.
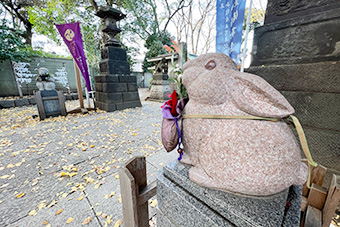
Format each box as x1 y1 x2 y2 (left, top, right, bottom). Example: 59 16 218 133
216 0 246 65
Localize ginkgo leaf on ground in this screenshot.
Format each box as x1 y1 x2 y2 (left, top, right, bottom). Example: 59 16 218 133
29 210 37 216
66 217 74 224
56 209 63 215
82 217 93 225
150 199 157 208
0 183 9 189
114 219 123 227
16 192 25 198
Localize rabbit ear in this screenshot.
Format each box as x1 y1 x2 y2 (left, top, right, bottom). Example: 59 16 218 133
229 71 294 118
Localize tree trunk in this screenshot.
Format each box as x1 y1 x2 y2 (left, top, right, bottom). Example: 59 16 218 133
24 22 33 46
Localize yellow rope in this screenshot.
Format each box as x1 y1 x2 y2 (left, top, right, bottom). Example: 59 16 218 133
183 114 281 122
289 115 317 189
182 114 317 188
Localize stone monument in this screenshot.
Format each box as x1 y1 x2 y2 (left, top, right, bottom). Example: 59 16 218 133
34 68 66 120
94 6 141 111
246 0 340 181
146 42 187 101
36 67 56 91
147 53 178 101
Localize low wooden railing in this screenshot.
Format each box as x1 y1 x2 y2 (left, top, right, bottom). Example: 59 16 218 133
119 156 157 227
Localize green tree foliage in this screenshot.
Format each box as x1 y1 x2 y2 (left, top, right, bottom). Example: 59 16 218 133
2 0 190 71
118 0 190 72
0 18 30 62
142 32 173 72
0 0 34 45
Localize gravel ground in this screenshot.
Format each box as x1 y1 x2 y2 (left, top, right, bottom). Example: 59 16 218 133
0 89 178 227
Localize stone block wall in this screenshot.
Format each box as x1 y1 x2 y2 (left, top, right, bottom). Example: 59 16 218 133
246 0 340 181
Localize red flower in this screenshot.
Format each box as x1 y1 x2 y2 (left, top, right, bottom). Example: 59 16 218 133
161 90 178 117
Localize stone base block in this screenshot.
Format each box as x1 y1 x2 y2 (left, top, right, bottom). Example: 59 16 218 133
101 46 127 61
14 99 29 107
95 101 116 112
0 100 15 108
94 75 137 83
250 11 340 66
116 100 141 110
94 74 141 112
157 169 233 227
95 100 141 112
157 161 302 227
149 81 171 100
28 98 36 105
246 61 340 93
99 60 130 75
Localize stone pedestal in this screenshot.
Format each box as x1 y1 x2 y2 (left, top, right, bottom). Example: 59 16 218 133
149 73 171 100
94 46 141 111
246 0 340 181
157 161 302 226
94 46 141 112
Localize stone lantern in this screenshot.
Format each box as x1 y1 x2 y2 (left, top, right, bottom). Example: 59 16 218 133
94 6 141 112
96 7 125 47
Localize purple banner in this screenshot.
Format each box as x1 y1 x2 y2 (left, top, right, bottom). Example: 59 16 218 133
55 22 92 91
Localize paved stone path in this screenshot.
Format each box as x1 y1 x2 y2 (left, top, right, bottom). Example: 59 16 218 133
0 89 177 227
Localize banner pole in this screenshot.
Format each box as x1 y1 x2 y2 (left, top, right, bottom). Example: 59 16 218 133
240 0 253 72
73 59 84 108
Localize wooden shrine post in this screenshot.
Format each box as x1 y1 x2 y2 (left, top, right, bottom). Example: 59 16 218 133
73 59 84 108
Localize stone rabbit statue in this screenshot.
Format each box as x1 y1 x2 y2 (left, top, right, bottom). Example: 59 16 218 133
181 53 308 196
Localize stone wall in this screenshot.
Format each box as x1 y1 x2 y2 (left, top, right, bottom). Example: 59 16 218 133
246 0 340 182
0 57 94 97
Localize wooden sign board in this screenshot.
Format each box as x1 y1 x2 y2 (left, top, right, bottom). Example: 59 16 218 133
34 90 67 120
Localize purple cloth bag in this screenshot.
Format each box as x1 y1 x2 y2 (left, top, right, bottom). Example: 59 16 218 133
161 98 189 153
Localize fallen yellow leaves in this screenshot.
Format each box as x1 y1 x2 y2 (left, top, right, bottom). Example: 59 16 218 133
77 196 83 201
114 219 123 227
66 217 74 224
60 169 78 178
105 215 113 226
42 220 48 225
37 201 47 210
7 163 15 168
0 175 10 179
94 183 102 189
0 183 9 189
32 178 38 186
118 195 122 203
48 200 57 208
150 199 157 208
28 210 37 216
56 209 63 215
61 192 68 198
16 192 25 198
82 217 93 225
104 191 116 199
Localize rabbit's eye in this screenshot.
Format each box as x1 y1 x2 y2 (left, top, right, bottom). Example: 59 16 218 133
205 60 216 70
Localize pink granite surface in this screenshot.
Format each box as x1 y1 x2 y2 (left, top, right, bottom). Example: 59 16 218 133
181 53 308 196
